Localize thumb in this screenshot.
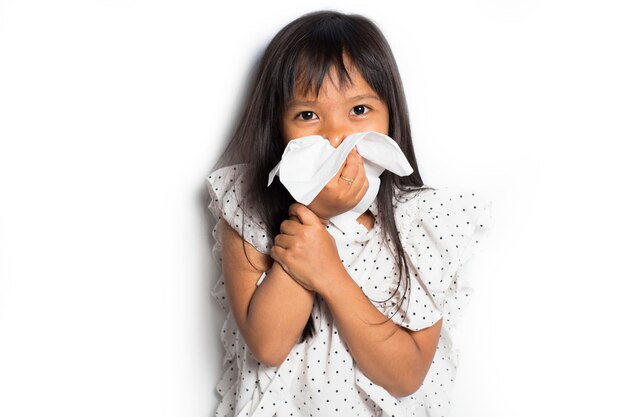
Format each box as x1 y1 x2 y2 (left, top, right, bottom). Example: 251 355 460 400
288 203 320 226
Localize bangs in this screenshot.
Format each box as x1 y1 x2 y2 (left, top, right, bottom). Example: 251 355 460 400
293 50 354 98
278 14 391 105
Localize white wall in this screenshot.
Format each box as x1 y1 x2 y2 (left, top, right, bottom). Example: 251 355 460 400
1 0 624 416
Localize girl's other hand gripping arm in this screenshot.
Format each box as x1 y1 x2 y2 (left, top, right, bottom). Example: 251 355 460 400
270 203 344 294
220 219 316 367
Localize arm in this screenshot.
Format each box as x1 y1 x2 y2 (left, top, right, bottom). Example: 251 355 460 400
219 219 315 367
318 272 442 398
270 204 441 397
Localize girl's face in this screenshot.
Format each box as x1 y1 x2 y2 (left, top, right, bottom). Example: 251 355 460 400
281 65 389 147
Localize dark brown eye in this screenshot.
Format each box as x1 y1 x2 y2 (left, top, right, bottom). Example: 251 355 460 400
352 105 369 116
298 111 316 121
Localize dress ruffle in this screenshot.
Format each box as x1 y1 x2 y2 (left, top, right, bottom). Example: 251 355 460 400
207 164 298 417
391 186 494 331
206 164 273 255
355 185 494 417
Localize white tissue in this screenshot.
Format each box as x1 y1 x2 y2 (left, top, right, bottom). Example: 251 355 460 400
267 131 413 232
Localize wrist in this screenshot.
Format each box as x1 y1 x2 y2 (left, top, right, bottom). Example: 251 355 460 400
317 267 353 300
305 206 331 224
318 215 330 226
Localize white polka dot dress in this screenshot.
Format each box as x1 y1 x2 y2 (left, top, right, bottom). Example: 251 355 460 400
206 164 494 417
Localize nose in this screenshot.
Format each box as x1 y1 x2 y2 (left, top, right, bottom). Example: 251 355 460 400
321 121 351 148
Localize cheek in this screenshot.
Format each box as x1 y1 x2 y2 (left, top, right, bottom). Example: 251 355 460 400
281 118 313 144
371 112 390 136
281 124 298 144
280 117 296 143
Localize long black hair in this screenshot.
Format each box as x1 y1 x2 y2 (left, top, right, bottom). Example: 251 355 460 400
212 10 432 342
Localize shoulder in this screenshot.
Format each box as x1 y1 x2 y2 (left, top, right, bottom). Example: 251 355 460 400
393 184 492 212
393 185 494 235
206 163 250 200
206 163 255 216
393 184 494 289
384 184 495 330
206 163 272 254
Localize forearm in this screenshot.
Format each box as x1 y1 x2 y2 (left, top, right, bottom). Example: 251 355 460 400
318 272 432 397
243 261 316 366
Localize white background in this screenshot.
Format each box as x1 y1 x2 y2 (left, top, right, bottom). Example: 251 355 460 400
1 0 625 416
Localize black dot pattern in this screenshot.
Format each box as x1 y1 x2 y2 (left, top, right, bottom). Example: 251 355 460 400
206 164 494 417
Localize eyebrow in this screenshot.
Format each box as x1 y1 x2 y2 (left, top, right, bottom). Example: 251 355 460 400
348 94 382 102
286 94 382 107
286 100 319 107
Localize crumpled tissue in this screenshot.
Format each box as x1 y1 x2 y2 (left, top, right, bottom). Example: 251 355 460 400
267 131 413 232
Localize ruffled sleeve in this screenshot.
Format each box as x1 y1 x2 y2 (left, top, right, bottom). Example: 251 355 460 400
351 186 494 417
389 186 495 332
208 164 297 417
205 163 272 373
206 163 273 256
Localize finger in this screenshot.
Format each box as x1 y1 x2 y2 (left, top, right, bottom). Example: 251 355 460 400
270 245 289 273
351 154 366 185
273 234 287 249
273 233 297 249
350 160 369 199
279 219 301 235
332 148 355 181
288 203 321 226
339 152 365 198
338 148 362 186
353 172 369 203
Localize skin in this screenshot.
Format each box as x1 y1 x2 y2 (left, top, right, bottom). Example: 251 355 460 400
220 62 442 398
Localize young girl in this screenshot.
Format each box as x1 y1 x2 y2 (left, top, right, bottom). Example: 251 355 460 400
206 10 493 417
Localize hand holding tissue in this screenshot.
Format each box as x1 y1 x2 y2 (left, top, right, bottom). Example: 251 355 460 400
267 131 413 232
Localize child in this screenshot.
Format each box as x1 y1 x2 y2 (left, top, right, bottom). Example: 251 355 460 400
206 10 493 417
